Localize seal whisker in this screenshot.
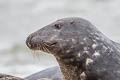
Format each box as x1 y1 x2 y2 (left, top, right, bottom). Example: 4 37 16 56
36 44 39 48
39 44 42 50
31 51 38 59
41 43 44 51
43 42 50 47
43 45 48 52
42 45 46 52
42 43 48 52
43 43 51 53
42 42 51 53
44 43 51 51
44 44 51 53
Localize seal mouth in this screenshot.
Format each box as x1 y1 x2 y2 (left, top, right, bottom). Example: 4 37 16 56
26 37 59 54
36 41 59 54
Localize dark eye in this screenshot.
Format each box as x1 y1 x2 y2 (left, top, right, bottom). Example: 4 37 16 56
54 24 62 29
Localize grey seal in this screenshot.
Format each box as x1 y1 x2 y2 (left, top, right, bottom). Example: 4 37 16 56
0 73 24 80
26 17 120 80
25 66 62 80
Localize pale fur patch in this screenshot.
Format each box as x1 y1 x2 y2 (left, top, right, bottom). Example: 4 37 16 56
78 53 81 57
80 72 86 80
83 37 87 41
93 51 100 57
92 43 97 49
86 58 93 65
71 38 76 44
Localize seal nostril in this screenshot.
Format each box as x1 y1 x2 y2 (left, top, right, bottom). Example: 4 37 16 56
27 41 31 48
26 38 31 48
26 34 34 48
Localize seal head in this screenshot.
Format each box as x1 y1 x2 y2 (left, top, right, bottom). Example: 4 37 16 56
26 17 94 58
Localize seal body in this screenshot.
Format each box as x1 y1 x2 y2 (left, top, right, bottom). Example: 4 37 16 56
25 66 62 80
26 17 120 80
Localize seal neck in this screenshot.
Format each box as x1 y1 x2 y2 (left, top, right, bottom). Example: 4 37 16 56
56 58 83 80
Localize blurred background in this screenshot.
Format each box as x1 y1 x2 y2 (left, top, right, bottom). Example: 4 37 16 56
0 0 120 78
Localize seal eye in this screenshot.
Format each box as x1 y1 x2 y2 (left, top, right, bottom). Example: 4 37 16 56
54 24 62 29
